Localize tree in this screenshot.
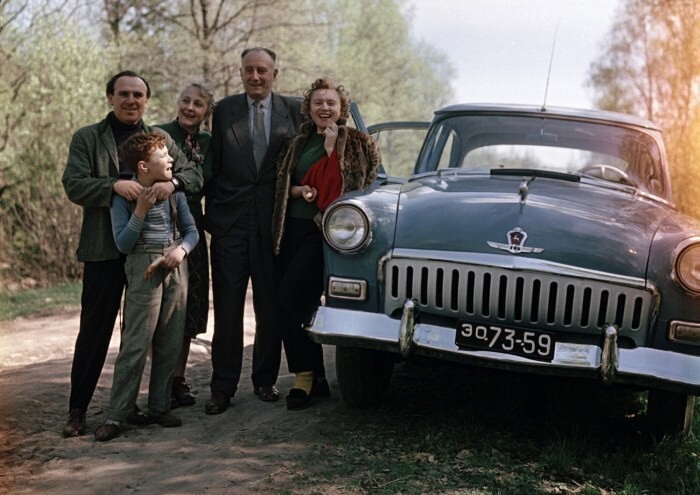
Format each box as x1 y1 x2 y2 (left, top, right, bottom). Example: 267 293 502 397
588 0 700 217
0 4 113 283
0 0 454 287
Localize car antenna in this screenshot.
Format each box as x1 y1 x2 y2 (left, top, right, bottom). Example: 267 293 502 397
541 18 561 112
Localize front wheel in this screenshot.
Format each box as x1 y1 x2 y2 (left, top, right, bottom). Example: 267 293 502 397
646 390 695 439
335 346 395 408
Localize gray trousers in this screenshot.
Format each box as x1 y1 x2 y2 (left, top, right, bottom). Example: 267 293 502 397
107 243 188 421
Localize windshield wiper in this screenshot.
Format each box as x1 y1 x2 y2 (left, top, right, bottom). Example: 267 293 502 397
490 168 581 183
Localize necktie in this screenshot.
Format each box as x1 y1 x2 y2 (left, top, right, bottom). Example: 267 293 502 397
253 102 267 169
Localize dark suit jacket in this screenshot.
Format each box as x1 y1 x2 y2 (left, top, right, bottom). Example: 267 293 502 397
205 93 303 239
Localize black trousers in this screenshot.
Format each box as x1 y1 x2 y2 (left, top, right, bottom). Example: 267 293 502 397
68 258 126 412
210 211 280 396
276 217 326 375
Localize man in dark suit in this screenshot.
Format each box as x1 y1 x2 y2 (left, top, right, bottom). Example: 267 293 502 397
204 47 303 414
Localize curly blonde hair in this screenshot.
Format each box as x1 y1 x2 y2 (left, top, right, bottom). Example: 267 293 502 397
301 77 350 122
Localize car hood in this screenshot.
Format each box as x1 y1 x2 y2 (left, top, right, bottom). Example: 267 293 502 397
393 174 671 277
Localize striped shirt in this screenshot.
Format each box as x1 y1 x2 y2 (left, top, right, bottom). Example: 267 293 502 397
126 200 176 247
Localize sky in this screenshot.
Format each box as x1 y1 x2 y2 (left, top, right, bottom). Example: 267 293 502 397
408 0 621 110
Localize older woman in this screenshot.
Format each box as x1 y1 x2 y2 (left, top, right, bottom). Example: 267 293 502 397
155 82 215 407
272 77 381 410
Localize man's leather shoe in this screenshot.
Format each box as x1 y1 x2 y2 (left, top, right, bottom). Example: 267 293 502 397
63 408 86 437
205 391 230 415
254 385 280 402
94 422 121 442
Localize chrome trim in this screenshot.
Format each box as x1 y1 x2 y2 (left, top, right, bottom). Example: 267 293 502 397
377 252 392 285
328 276 367 301
322 200 374 254
600 325 619 385
384 254 655 336
669 320 700 346
672 237 700 295
399 300 416 358
390 248 652 288
308 306 700 393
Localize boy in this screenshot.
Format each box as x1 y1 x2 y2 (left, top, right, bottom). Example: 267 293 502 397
95 132 199 442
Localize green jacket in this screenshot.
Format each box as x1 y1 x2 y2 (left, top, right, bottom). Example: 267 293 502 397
153 120 213 218
62 114 203 262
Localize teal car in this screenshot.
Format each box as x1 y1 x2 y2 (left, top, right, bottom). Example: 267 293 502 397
309 103 700 438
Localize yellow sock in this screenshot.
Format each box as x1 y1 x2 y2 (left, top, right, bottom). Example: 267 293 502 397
293 371 313 394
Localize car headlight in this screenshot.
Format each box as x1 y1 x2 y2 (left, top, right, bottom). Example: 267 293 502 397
323 203 371 253
675 242 700 294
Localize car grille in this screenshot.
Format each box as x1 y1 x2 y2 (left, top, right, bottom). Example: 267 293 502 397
384 258 654 334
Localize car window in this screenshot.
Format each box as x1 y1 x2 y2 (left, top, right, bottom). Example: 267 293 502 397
369 122 429 180
417 114 667 197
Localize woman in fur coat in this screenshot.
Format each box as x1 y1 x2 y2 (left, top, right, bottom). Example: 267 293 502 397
272 77 381 410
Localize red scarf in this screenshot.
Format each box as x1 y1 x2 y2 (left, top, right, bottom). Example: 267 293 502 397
301 149 342 211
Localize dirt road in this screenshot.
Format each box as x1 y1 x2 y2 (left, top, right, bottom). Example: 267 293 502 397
0 297 346 495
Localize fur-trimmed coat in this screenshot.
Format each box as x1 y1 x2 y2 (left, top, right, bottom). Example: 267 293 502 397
272 122 381 255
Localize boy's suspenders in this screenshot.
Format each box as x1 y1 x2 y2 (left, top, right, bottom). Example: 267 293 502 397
128 194 181 240
168 194 181 240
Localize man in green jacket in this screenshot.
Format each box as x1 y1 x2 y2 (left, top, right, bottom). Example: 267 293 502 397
61 70 202 437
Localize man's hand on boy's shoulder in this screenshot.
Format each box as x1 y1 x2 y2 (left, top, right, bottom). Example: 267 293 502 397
150 180 175 201
114 179 144 201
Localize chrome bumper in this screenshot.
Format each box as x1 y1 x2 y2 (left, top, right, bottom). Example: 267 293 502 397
308 303 700 395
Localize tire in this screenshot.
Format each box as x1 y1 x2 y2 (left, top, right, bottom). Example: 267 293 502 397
646 389 695 440
335 345 395 408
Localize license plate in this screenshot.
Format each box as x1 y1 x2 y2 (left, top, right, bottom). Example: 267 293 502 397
455 321 555 362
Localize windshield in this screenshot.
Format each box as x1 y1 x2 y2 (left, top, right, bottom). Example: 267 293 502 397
416 114 668 198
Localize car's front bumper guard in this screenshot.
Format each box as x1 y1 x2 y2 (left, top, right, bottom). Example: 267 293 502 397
308 301 700 395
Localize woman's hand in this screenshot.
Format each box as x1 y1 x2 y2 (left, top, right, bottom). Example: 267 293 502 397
323 122 338 156
291 185 317 202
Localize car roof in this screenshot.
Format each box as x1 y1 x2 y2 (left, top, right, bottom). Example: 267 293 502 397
435 103 661 131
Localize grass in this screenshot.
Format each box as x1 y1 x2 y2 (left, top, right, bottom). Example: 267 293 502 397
0 282 81 321
281 362 700 495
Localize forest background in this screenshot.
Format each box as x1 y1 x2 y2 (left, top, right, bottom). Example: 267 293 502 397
0 0 698 290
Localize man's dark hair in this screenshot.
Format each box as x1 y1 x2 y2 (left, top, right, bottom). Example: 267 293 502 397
105 71 151 98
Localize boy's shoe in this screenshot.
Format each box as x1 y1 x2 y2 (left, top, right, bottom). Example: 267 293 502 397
63 409 86 438
126 405 149 425
148 412 182 428
172 379 196 407
94 422 121 442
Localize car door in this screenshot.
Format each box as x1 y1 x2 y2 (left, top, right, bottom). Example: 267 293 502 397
368 121 430 184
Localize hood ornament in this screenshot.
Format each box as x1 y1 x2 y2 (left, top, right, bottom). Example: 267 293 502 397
519 177 535 204
487 227 544 254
